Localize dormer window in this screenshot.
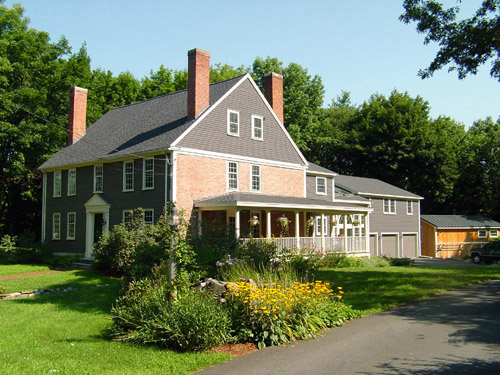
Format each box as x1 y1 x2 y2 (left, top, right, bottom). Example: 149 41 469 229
316 177 327 195
227 110 239 136
252 115 263 140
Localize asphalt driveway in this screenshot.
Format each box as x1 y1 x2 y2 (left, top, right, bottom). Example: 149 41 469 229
198 280 500 375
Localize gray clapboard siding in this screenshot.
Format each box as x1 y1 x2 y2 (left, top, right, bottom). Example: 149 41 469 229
369 198 420 233
306 175 333 201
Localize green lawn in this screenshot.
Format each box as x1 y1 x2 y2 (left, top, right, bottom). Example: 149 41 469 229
316 265 500 315
0 263 51 277
0 269 230 375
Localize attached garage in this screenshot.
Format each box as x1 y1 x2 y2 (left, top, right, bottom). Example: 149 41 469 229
381 234 398 258
402 234 418 258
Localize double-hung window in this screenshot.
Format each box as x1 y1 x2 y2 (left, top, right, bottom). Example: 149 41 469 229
122 210 133 223
67 212 76 240
143 158 154 190
144 209 154 224
315 216 328 236
53 171 62 197
478 230 487 238
123 161 134 191
490 230 499 238
52 213 61 240
316 177 327 195
94 165 103 193
383 199 396 214
251 165 261 192
406 201 413 215
227 162 238 190
227 110 239 136
252 115 263 140
67 169 76 196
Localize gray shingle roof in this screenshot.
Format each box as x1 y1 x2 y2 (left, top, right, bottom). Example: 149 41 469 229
335 175 422 199
40 75 245 170
195 192 370 210
421 215 500 228
307 162 337 175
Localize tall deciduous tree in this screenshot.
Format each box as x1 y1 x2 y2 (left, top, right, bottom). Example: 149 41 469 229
400 0 500 81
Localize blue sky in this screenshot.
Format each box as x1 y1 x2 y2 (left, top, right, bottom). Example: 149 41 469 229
6 0 499 127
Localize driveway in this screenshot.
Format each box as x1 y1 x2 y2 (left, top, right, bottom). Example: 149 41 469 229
198 280 500 375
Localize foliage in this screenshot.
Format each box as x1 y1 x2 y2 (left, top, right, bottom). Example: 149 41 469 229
111 278 231 352
226 280 359 348
289 253 322 277
387 257 415 266
0 232 53 263
361 256 391 268
401 0 500 81
234 239 284 269
320 253 365 268
220 261 303 288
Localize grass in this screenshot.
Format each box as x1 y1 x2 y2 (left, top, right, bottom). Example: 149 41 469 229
0 268 230 375
315 265 500 315
0 263 51 277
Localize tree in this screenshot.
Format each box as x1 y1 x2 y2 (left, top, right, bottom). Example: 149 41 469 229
400 0 500 81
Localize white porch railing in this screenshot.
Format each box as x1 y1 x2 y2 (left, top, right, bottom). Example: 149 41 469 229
239 236 367 254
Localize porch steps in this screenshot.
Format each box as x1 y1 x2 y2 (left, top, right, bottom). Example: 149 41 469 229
71 258 94 270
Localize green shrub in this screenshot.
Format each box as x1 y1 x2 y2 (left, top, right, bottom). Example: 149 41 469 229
111 278 231 352
320 253 364 268
234 239 281 269
1 231 53 264
388 257 415 266
362 256 390 267
289 253 322 277
46 254 81 268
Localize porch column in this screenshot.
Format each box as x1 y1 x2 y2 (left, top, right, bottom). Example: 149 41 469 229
321 213 326 253
266 210 271 238
295 211 300 249
235 209 240 239
343 214 348 253
364 213 370 255
85 213 93 259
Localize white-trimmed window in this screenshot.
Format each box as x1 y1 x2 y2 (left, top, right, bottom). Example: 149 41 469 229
227 162 238 190
227 110 239 136
143 158 154 190
315 216 329 236
354 227 361 237
67 212 76 240
122 210 133 223
53 171 62 197
94 164 103 193
52 213 61 240
406 201 413 215
251 165 261 192
316 177 327 195
252 115 263 140
478 230 487 238
67 169 76 196
123 160 134 192
490 230 499 238
383 199 396 214
144 209 154 224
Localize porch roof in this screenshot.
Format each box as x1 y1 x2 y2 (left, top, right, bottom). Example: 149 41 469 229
194 192 372 213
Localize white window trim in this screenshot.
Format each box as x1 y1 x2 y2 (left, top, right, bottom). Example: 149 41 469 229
316 177 327 195
123 160 135 192
250 164 262 192
67 169 76 196
406 201 413 215
478 230 487 238
227 109 240 137
52 213 61 240
315 216 329 236
122 210 133 223
383 199 396 215
227 161 239 191
251 115 264 141
142 158 154 190
144 209 154 224
67 212 76 240
94 164 103 193
53 171 62 197
490 230 499 238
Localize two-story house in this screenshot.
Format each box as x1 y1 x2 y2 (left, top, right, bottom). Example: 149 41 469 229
39 48 421 260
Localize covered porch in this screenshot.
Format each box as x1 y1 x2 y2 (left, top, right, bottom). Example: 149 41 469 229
194 192 373 256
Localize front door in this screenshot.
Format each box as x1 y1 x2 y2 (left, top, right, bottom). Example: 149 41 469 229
94 213 104 245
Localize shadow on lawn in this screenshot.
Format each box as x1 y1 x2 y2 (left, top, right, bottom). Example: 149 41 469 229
10 270 121 314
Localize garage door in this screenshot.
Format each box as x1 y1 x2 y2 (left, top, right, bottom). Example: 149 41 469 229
381 234 398 258
370 234 377 257
403 234 418 258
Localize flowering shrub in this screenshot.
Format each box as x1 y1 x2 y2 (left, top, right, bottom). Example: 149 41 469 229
226 280 359 348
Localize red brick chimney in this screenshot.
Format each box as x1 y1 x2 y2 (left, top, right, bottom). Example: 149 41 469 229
68 86 88 145
187 48 211 119
264 72 284 125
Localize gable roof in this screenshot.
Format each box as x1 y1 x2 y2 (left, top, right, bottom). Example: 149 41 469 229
307 162 337 176
335 175 422 200
421 215 500 228
39 75 245 170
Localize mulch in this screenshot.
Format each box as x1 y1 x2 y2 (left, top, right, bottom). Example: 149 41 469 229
205 343 258 357
0 270 62 280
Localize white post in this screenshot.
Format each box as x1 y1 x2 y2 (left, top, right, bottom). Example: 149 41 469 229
343 214 348 253
235 209 240 239
321 213 326 253
295 211 300 249
85 213 93 258
266 210 271 238
365 213 370 256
